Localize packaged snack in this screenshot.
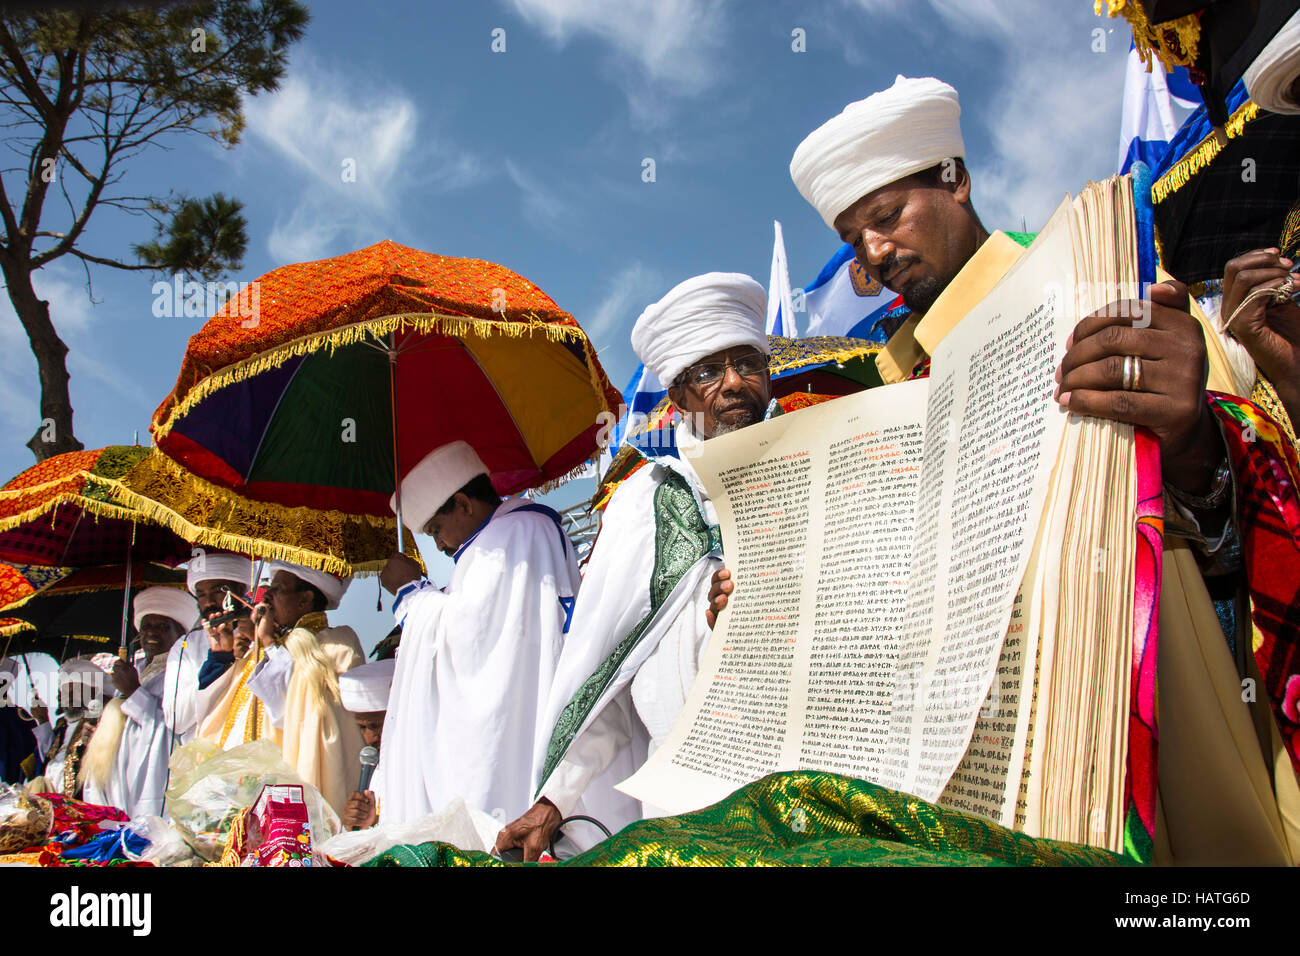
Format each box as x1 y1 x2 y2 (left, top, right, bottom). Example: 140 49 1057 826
246 784 312 867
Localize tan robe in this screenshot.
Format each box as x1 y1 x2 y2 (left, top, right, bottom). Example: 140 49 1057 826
196 613 364 816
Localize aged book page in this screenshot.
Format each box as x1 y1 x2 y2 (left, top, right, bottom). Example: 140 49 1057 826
619 200 1082 814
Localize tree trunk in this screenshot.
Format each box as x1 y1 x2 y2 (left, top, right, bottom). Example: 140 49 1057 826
1 263 83 461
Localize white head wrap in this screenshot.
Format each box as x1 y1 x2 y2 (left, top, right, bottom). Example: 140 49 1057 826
187 550 253 594
790 75 965 230
1245 9 1300 114
391 440 490 535
630 273 768 388
58 658 105 701
338 659 396 713
267 561 350 611
132 586 199 632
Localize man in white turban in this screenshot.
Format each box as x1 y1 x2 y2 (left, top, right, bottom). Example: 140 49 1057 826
82 586 199 816
375 440 580 828
786 76 1300 864
496 272 773 860
198 560 364 816
27 658 113 798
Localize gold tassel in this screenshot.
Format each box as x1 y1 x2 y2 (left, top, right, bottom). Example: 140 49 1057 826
1152 100 1261 205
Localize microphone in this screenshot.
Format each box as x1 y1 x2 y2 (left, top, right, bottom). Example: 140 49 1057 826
358 745 379 792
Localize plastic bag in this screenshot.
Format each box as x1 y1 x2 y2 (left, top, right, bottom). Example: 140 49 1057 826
121 814 200 867
164 740 340 861
316 797 498 866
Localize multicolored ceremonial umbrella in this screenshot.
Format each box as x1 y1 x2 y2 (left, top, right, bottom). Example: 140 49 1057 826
150 241 622 546
0 563 187 659
594 335 883 509
0 446 192 568
0 445 415 578
0 563 65 640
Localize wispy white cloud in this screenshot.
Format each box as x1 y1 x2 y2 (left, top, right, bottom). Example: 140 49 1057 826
503 158 582 236
586 260 663 338
841 0 1015 38
971 25 1126 230
243 56 486 262
505 0 731 126
0 264 146 436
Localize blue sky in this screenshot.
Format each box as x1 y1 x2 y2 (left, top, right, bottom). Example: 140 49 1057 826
0 0 1138 650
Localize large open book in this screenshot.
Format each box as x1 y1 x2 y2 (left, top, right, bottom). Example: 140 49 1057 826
618 176 1158 855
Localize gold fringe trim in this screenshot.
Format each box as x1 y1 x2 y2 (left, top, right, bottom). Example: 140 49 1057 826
532 447 604 497
153 310 597 440
1252 374 1300 463
1152 100 1261 205
108 451 423 577
0 492 144 539
770 344 879 377
0 620 32 637
1095 0 1200 73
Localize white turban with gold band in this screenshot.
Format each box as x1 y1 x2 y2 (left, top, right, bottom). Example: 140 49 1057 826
1245 9 1300 114
186 550 254 594
630 272 768 388
391 440 491 536
267 560 350 611
132 586 199 632
790 75 965 230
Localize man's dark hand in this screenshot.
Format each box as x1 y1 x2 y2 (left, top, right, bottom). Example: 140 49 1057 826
494 798 563 862
1223 248 1300 425
342 790 377 831
1056 280 1222 494
706 567 733 630
380 552 423 596
110 659 140 697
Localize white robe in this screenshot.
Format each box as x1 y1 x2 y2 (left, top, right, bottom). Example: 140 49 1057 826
371 497 580 825
82 660 175 818
160 628 211 744
536 425 720 839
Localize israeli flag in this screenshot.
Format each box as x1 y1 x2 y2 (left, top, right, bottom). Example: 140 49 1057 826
800 243 906 343
1117 42 1201 174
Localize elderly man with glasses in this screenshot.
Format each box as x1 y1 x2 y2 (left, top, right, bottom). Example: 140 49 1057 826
496 272 774 860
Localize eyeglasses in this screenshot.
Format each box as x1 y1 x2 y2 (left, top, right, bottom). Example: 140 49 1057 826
677 352 769 390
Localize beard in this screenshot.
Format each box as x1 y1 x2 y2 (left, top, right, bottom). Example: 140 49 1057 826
710 400 763 436
901 275 947 316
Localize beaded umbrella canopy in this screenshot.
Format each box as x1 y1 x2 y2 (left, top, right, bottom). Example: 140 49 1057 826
0 447 191 569
150 240 622 541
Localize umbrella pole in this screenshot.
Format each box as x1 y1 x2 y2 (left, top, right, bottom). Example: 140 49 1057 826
118 538 134 661
389 333 405 554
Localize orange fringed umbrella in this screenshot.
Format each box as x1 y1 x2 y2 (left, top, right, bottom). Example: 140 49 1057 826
0 445 418 579
149 241 622 546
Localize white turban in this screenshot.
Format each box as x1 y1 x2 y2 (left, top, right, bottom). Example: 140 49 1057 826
790 75 965 230
58 657 103 692
132 586 199 632
630 273 768 387
338 659 396 713
267 560 350 611
1245 9 1300 114
391 440 490 535
187 550 253 594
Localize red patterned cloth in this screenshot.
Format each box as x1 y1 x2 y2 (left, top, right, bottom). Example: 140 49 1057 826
1210 393 1300 774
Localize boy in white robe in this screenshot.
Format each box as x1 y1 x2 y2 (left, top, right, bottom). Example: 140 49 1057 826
375 440 580 827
